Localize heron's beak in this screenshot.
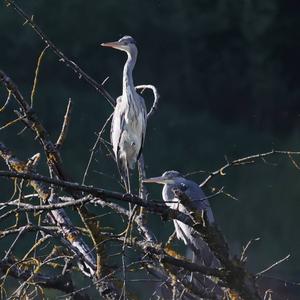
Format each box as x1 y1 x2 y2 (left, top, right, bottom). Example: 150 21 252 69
101 41 123 50
143 176 171 185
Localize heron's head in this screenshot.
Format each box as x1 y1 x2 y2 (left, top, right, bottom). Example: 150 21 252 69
101 36 137 54
143 170 182 185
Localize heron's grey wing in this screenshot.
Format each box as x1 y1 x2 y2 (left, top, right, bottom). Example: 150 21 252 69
137 94 147 160
110 96 122 155
182 179 215 224
110 97 126 174
181 180 219 267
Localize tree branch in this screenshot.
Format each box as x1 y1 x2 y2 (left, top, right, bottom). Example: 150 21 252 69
3 0 115 106
0 258 90 300
201 149 300 187
0 142 96 277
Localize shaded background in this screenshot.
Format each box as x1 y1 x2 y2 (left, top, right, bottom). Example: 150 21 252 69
1 0 300 293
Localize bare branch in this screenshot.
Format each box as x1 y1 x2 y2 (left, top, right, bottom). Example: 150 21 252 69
0 258 89 300
0 142 96 276
31 44 49 107
0 89 11 112
3 0 116 106
56 98 72 149
201 149 300 187
0 114 26 131
256 254 291 277
0 166 264 299
82 112 113 185
240 237 261 263
0 70 121 299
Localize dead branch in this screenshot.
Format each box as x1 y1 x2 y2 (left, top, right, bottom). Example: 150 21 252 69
0 166 263 299
30 44 49 107
0 89 11 112
0 258 90 300
201 149 300 187
256 254 291 277
0 69 121 299
3 0 115 106
56 98 72 149
0 142 96 276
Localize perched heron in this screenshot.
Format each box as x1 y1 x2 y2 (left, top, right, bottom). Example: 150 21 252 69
101 36 147 193
144 170 218 267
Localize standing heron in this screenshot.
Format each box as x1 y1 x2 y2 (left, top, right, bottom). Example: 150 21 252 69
101 36 147 194
144 171 218 267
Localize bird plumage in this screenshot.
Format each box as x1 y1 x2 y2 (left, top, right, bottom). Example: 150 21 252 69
111 93 146 172
102 36 147 192
144 171 224 298
144 170 219 267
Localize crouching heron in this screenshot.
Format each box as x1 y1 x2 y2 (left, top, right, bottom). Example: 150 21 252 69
144 170 219 267
101 36 147 194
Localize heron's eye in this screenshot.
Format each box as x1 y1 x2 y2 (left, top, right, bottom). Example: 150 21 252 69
179 183 187 191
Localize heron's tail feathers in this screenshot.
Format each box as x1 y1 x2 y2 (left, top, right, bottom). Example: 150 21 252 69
190 241 223 298
193 238 220 268
116 156 131 193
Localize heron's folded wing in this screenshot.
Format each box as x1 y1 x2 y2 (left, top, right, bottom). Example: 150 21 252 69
137 94 147 160
110 97 126 175
183 179 215 224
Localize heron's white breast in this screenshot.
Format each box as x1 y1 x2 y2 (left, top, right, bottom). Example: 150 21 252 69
111 92 146 168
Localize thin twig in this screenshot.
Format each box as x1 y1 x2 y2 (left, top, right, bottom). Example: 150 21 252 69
200 150 300 187
240 237 261 262
31 44 49 107
0 114 25 131
256 254 291 277
288 153 300 170
0 90 11 112
3 226 26 260
56 98 72 148
82 113 113 185
0 195 94 212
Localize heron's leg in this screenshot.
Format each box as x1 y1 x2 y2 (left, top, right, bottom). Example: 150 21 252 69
125 163 132 212
190 251 196 283
118 162 136 240
137 155 148 200
119 204 138 244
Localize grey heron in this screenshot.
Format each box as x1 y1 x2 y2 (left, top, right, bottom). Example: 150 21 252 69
101 36 147 194
144 170 219 267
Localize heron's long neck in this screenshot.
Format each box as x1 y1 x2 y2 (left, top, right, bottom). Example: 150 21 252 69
122 52 137 97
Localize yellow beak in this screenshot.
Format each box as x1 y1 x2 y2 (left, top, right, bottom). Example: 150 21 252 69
101 41 123 50
143 176 171 185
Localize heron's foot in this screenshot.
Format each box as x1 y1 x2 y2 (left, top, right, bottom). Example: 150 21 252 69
119 205 138 246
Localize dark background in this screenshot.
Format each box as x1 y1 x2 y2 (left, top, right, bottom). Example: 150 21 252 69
1 0 300 293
